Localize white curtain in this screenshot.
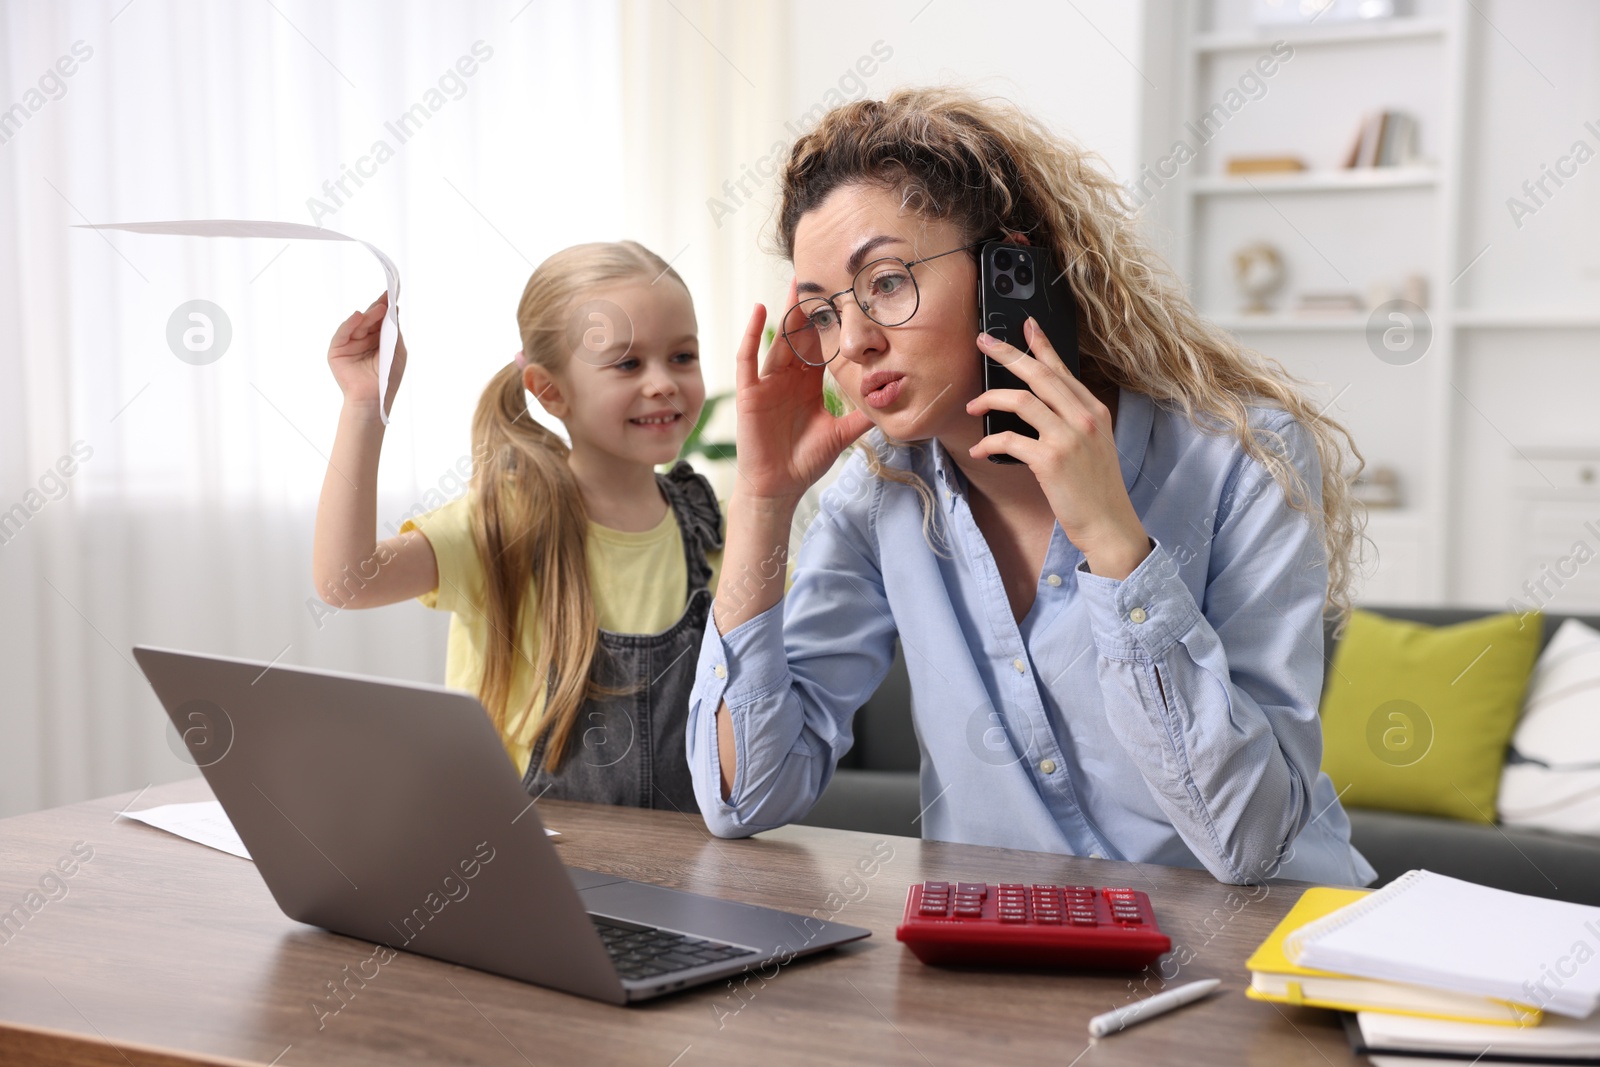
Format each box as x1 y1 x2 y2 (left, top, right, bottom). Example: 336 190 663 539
0 0 789 817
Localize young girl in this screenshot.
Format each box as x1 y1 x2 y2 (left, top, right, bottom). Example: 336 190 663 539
312 241 722 812
690 87 1378 887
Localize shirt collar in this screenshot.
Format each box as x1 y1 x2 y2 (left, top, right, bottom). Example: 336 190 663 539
929 385 1154 501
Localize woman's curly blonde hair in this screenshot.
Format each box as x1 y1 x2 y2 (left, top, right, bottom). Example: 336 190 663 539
775 86 1371 635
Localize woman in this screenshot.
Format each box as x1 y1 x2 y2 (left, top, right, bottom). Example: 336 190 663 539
688 86 1375 886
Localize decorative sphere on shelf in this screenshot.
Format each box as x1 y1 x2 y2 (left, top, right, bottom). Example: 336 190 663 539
1233 241 1286 315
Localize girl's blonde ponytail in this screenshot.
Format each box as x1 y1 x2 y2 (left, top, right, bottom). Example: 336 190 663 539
469 241 686 772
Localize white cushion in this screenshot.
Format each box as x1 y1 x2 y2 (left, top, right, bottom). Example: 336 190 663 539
1497 618 1600 836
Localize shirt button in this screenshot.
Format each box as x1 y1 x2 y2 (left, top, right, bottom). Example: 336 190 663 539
1046 574 1062 587
1012 658 1026 674
713 664 727 679
1039 759 1056 774
1129 607 1148 624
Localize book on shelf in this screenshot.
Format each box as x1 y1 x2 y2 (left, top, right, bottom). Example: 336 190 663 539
1292 291 1367 317
1225 156 1308 175
1345 109 1421 168
1246 886 1542 1026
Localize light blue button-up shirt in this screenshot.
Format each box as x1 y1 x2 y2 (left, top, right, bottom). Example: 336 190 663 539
689 386 1376 887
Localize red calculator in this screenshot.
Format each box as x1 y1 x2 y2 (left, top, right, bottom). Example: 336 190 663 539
895 881 1171 970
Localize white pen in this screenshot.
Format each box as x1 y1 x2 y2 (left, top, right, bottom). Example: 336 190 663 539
1087 977 1221 1039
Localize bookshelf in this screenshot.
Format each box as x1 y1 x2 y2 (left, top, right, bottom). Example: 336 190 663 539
1190 15 1449 53
1187 167 1439 195
1140 0 1474 606
1142 0 1600 610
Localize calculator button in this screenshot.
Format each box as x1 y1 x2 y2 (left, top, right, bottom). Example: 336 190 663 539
924 882 949 893
999 911 1026 923
957 883 987 898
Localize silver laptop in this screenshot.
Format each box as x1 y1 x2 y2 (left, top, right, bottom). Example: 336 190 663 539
132 645 870 1004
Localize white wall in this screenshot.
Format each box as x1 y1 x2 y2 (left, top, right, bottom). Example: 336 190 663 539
784 1 1146 196
1447 0 1600 610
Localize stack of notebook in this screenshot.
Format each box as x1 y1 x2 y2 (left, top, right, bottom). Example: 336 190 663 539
1247 870 1600 1063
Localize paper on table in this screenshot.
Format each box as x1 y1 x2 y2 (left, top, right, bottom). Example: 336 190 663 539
120 800 252 859
72 220 402 424
1358 1009 1600 1056
120 799 558 861
1286 869 1600 1019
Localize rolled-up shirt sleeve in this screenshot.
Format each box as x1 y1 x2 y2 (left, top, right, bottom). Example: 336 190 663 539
688 460 899 837
1073 414 1329 884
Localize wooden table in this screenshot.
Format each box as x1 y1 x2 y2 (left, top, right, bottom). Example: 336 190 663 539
0 778 1361 1066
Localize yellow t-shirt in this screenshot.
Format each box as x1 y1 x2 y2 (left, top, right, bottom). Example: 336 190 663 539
403 493 725 776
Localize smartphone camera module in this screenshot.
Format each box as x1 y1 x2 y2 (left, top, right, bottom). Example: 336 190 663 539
988 247 1036 301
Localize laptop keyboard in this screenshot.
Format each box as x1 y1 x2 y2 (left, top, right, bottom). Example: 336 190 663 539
591 915 758 981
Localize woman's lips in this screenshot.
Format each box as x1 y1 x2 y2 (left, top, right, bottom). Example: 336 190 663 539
863 374 905 410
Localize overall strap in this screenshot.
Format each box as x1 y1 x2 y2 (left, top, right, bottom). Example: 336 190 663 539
655 460 723 596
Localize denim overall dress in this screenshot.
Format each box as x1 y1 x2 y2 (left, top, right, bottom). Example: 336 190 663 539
520 461 721 814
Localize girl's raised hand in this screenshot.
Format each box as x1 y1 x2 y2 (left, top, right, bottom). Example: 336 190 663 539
326 292 407 416
730 278 873 505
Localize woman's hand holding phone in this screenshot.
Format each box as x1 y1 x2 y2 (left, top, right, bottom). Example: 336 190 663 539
966 318 1151 578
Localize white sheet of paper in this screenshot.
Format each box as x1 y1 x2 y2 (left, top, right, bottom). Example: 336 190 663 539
74 220 402 424
120 799 557 861
120 800 252 859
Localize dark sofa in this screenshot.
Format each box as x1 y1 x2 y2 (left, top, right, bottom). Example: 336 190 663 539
797 606 1600 905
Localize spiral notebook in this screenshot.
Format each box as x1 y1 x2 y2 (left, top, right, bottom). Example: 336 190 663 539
1284 870 1600 1020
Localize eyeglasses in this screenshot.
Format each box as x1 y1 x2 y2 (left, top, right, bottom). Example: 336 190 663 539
781 240 986 367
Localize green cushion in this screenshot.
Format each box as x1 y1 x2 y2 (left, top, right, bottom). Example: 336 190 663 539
1319 609 1542 823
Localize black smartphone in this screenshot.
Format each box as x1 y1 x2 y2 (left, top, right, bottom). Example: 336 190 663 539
978 239 1080 464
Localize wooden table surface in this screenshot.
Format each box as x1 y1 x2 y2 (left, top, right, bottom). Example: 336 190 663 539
0 777 1361 1066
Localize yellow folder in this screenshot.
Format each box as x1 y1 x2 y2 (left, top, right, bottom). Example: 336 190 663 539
1245 887 1543 1027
